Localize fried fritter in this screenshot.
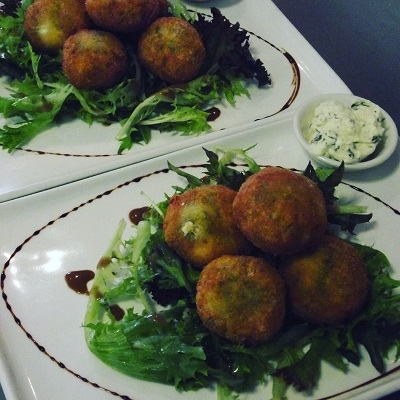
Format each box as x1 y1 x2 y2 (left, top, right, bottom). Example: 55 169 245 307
196 255 286 344
24 0 92 53
279 235 369 325
137 16 206 84
85 0 160 33
233 167 328 256
163 185 252 269
62 29 128 90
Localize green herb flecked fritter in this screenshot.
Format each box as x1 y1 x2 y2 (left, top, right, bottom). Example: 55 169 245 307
279 234 369 325
163 185 252 268
138 16 206 84
196 255 286 344
233 166 328 256
24 0 92 53
62 29 128 90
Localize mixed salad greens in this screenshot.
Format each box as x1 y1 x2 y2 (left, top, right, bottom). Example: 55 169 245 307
84 147 400 400
0 0 270 153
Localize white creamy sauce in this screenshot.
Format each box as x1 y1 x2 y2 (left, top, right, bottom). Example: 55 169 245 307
306 100 385 164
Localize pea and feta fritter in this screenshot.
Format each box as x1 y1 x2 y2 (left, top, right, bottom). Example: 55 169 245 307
233 166 328 256
85 0 161 33
163 185 252 269
137 16 206 84
24 0 92 54
279 235 369 325
62 29 128 90
196 255 286 344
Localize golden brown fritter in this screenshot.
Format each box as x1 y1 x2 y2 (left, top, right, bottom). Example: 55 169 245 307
85 0 160 33
24 0 92 54
163 185 252 269
279 235 369 325
137 16 206 84
62 29 128 90
233 167 328 256
196 255 286 344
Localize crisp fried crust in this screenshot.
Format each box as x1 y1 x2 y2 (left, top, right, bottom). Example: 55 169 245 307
233 166 328 255
163 185 252 269
138 17 206 84
85 0 160 33
62 29 127 90
196 255 286 344
24 0 92 53
279 235 369 325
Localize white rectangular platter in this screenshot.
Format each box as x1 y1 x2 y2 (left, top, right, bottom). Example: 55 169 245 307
1 117 400 400
0 0 350 203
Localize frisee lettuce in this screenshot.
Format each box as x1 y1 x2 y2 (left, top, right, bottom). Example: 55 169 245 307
84 147 400 400
115 74 243 154
0 1 270 153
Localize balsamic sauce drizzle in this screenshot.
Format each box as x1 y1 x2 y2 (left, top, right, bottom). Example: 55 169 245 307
17 148 119 157
129 206 151 225
65 270 95 295
2 163 400 399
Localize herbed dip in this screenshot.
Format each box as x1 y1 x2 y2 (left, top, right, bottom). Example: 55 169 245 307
306 99 385 164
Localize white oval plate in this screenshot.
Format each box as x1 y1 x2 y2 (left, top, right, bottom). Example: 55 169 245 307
1 118 400 400
0 0 350 203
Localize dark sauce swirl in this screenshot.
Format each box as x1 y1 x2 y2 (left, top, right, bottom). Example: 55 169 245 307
65 270 94 295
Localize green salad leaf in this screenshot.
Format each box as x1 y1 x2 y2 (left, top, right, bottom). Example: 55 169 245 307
304 161 373 232
115 75 241 154
194 7 271 87
84 147 400 400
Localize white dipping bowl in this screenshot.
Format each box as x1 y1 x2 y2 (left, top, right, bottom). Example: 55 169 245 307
293 93 398 171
